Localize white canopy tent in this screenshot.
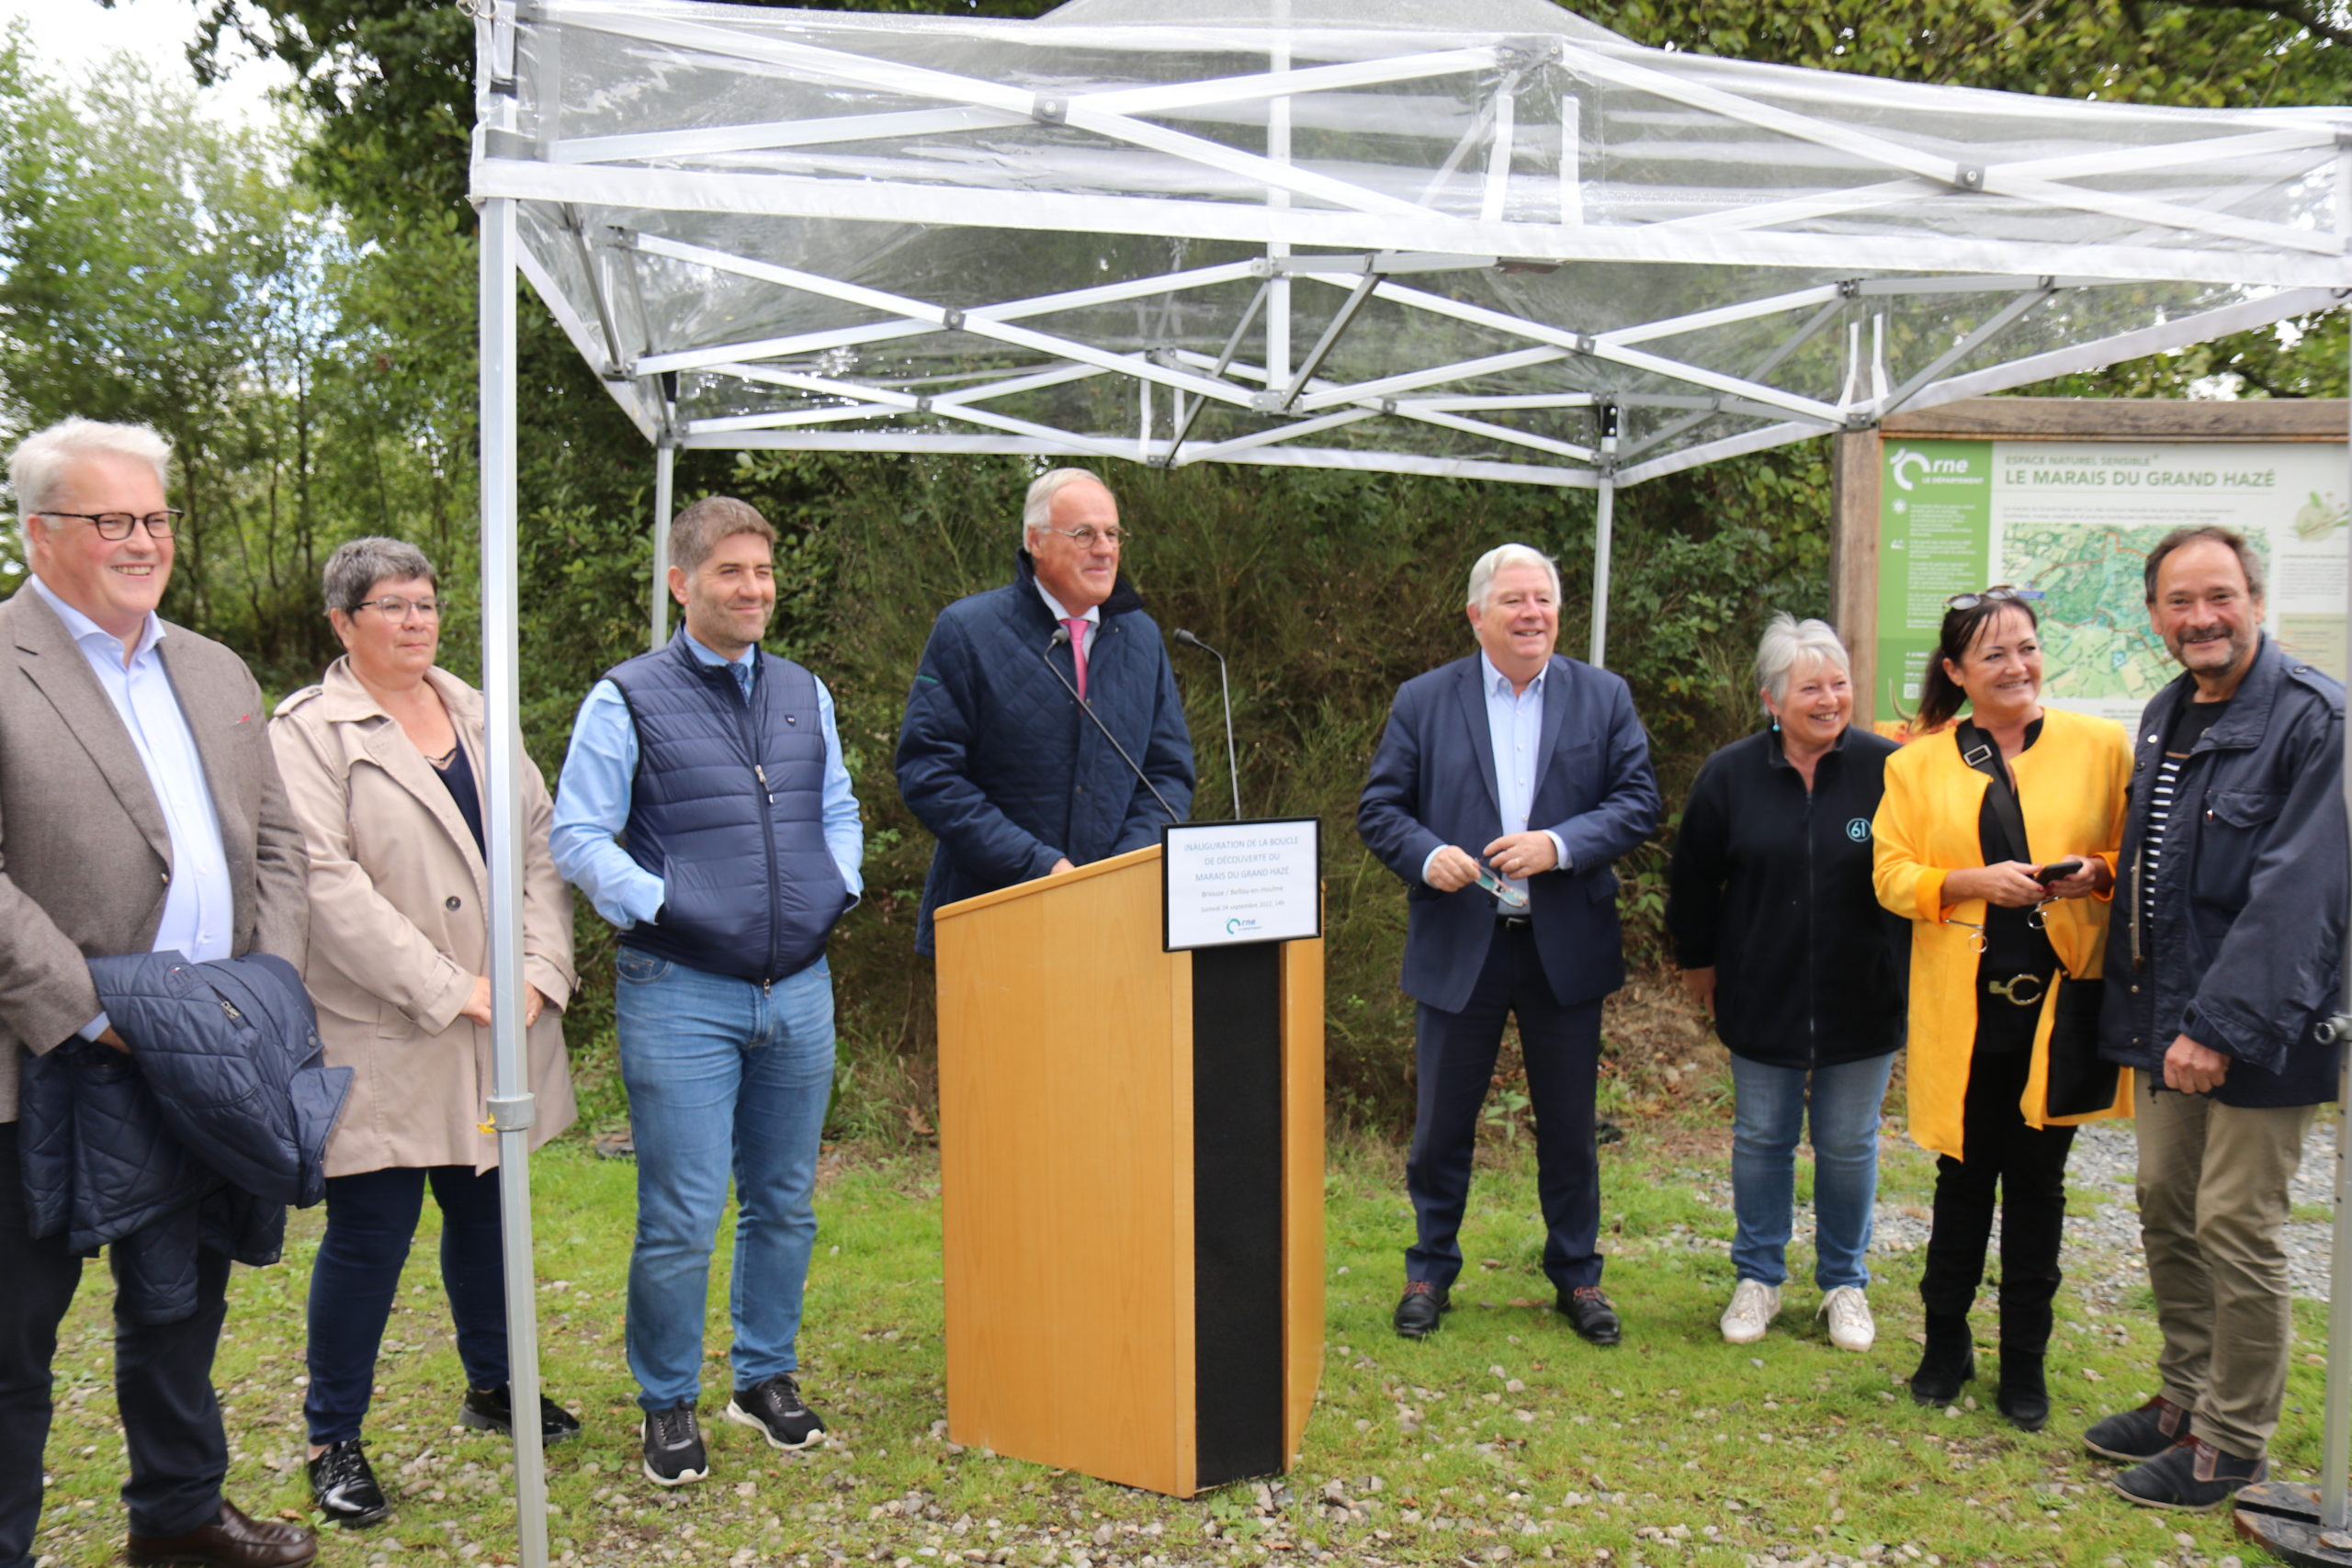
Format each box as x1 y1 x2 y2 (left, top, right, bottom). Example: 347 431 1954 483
465 2 2352 1562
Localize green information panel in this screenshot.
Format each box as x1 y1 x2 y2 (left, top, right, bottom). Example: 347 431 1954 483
1875 438 2348 728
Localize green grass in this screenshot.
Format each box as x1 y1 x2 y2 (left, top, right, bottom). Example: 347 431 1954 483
28 1127 2338 1567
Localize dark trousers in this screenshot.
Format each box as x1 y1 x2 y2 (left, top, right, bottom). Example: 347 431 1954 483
1406 922 1608 1294
1919 1043 2078 1353
1 1121 231 1568
304 1164 508 1444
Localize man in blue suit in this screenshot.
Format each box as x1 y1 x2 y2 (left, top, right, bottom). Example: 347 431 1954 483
1359 543 1661 1344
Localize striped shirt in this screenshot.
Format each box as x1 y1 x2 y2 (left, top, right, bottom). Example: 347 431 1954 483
2143 698 2228 931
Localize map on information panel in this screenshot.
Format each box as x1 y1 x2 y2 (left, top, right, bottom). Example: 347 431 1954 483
1875 439 2349 728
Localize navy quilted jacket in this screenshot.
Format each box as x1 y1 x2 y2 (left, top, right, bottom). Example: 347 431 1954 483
897 551 1195 954
19 951 351 1324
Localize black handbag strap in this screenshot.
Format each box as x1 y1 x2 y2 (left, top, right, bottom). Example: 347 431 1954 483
1956 720 2032 867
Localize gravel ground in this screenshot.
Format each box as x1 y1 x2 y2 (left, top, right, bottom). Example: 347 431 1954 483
1686 1114 2344 1308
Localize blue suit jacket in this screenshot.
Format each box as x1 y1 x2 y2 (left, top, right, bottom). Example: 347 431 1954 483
1357 653 1661 1015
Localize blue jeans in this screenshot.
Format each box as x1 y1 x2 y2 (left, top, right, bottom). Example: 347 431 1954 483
304 1165 508 1443
616 950 836 1412
1727 1051 1894 1292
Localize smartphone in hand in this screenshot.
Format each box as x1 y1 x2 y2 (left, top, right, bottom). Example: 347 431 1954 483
2035 859 2084 886
1474 863 1530 908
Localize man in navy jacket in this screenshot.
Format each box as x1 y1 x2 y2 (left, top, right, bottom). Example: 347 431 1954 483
2088 526 2345 1510
897 469 1194 953
1359 544 1660 1345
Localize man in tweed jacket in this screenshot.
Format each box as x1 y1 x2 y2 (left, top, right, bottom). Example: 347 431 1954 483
0 420 311 1568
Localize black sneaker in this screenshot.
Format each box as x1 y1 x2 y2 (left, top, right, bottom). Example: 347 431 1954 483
2084 1395 2193 1462
725 1373 828 1450
641 1404 709 1486
306 1438 390 1527
459 1383 583 1443
2112 1436 2266 1510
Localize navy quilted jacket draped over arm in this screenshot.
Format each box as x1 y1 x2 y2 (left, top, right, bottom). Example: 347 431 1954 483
19 951 351 1323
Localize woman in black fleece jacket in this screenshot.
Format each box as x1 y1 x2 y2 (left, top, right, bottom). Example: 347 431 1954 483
1667 615 1906 1354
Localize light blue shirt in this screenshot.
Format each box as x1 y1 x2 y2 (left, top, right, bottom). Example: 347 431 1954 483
30 575 235 1041
550 632 864 931
1420 653 1570 895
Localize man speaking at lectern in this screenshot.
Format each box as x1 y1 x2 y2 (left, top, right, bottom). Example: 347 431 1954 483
1359 543 1660 1347
896 469 1194 954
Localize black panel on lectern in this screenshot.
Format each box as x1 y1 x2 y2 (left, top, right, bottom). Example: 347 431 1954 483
1192 942 1285 1488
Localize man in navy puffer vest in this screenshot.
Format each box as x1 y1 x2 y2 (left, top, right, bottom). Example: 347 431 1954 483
552 498 863 1488
896 468 1194 953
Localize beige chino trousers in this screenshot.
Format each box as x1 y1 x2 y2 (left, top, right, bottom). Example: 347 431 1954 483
2134 1074 2317 1461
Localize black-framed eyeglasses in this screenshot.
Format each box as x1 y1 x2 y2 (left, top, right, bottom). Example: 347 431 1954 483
39 510 181 541
352 595 441 621
1035 525 1126 547
1944 584 2039 612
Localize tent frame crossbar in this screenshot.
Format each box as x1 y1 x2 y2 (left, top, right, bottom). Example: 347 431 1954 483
476 156 2352 289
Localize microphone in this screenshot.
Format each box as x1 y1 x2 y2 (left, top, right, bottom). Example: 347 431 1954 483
1171 628 1242 820
1043 627 1179 824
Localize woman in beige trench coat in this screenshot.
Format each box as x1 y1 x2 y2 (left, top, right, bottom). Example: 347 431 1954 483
270 537 579 1529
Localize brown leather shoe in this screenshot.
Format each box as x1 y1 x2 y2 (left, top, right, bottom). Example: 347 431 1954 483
127 1498 318 1567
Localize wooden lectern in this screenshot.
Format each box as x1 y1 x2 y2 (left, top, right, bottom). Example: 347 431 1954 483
933 845 1323 1497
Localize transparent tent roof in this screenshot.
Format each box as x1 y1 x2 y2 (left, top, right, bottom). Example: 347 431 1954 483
471 0 2352 488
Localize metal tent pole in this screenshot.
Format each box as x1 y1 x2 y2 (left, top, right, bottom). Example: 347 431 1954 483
2232 305 2352 1568
480 187 552 1568
2322 325 2352 1538
650 443 674 649
1588 403 1620 669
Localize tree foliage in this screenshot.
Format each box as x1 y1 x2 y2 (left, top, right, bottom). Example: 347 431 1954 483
26 0 2344 1130
0 32 478 688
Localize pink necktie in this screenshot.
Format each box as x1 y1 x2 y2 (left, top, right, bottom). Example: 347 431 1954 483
1063 617 1089 700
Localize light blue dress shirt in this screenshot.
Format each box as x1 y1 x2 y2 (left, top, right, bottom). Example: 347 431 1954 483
30 575 235 1040
1420 652 1570 896
550 633 864 931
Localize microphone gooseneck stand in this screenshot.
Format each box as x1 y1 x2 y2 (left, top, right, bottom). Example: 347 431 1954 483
1172 628 1242 821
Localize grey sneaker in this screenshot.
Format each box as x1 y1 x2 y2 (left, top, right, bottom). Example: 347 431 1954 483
725 1372 828 1450
1818 1286 1875 1352
1718 1280 1780 1345
641 1404 708 1486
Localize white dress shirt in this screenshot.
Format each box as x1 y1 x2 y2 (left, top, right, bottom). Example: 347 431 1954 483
30 575 235 1037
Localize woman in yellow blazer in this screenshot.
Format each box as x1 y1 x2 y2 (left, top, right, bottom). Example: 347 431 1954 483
1873 587 2131 1433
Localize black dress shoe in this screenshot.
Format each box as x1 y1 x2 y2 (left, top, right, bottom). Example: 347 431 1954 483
127 1498 318 1567
305 1438 390 1528
459 1382 583 1442
1557 1286 1622 1345
1393 1280 1450 1338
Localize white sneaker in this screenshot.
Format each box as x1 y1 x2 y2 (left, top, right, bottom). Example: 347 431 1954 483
1819 1285 1875 1352
1719 1279 1781 1345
